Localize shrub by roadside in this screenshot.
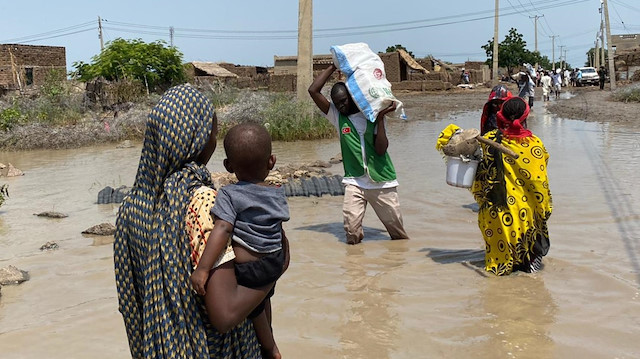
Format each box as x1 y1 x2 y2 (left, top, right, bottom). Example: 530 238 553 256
611 82 640 103
0 83 335 150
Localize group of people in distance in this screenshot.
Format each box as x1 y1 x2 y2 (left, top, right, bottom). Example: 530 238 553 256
113 65 552 357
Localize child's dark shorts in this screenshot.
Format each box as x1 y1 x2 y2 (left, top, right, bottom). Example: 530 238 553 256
235 248 285 318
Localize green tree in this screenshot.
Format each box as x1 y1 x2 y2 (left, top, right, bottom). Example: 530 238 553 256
71 38 186 92
585 47 608 67
482 28 545 74
386 44 414 57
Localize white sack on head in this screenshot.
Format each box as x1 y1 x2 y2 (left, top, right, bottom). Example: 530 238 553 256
330 43 405 122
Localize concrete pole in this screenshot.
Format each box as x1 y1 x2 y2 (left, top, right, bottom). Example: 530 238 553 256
529 15 542 73
600 4 606 69
98 16 104 51
594 40 599 68
603 0 616 89
600 24 606 69
560 45 566 69
550 35 558 70
492 0 499 84
296 0 313 102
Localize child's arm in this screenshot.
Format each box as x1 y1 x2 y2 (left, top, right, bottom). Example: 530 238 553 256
190 218 234 296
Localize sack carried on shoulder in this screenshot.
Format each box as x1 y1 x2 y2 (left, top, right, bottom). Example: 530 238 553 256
330 43 404 122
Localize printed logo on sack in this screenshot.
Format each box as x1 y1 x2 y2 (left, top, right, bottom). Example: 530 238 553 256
341 126 351 135
373 68 383 80
369 87 380 98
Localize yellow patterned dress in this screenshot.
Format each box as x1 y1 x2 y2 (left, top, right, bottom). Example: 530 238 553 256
472 130 552 275
186 185 235 270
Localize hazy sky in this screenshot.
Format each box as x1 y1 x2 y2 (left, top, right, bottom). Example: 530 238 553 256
1 0 638 71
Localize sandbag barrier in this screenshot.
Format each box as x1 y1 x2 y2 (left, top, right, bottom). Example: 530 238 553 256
282 175 345 197
97 175 345 204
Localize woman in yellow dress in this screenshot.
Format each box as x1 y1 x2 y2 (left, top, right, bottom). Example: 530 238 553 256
472 96 552 275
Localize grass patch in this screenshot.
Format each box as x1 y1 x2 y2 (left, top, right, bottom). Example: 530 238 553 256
216 90 335 141
611 83 640 103
0 82 336 150
260 94 335 141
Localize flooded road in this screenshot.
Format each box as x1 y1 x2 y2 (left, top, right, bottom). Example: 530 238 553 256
0 102 639 358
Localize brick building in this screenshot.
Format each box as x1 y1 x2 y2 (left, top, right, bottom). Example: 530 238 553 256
0 44 66 92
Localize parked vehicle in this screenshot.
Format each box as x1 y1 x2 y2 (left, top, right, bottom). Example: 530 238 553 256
578 67 600 86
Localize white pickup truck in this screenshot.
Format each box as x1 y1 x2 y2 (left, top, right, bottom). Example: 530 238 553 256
578 67 600 86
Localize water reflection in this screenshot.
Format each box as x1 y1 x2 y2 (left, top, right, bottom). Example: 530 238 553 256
339 243 407 358
480 274 556 358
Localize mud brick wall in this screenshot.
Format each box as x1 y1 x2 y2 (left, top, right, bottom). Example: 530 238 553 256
464 61 485 70
0 44 66 89
469 69 484 84
417 58 434 71
408 73 428 81
269 74 296 92
379 52 401 83
391 81 423 91
425 72 451 82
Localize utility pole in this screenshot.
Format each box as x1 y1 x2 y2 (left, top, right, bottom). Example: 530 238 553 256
563 49 568 68
296 0 313 102
529 14 543 73
594 39 600 68
492 0 499 84
599 3 606 69
169 26 174 47
549 35 559 70
603 0 616 89
528 15 543 53
559 45 566 69
98 16 104 51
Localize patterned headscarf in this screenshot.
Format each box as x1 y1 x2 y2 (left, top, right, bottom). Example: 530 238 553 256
114 84 254 358
480 85 513 134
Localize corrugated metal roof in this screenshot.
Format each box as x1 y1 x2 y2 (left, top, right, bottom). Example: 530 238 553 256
398 49 429 73
190 61 238 78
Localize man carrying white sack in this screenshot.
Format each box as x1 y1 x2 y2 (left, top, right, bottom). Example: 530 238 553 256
308 63 409 245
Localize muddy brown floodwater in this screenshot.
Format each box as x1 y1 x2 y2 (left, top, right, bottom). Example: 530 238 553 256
0 92 639 358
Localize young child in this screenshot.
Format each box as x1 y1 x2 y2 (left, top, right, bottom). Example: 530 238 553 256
190 123 290 359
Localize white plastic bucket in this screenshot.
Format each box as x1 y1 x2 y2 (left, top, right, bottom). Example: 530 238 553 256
445 156 479 188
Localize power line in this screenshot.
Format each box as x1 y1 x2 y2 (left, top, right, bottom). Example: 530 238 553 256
0 21 95 43
1 0 590 44
609 1 630 33
611 0 640 13
12 28 96 44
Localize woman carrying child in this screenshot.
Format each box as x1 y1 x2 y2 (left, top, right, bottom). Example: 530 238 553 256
472 96 553 276
191 123 289 359
114 84 287 358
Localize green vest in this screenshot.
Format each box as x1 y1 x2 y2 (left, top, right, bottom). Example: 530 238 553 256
338 113 397 182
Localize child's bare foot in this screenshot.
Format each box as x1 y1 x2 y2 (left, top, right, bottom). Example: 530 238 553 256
261 343 281 359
